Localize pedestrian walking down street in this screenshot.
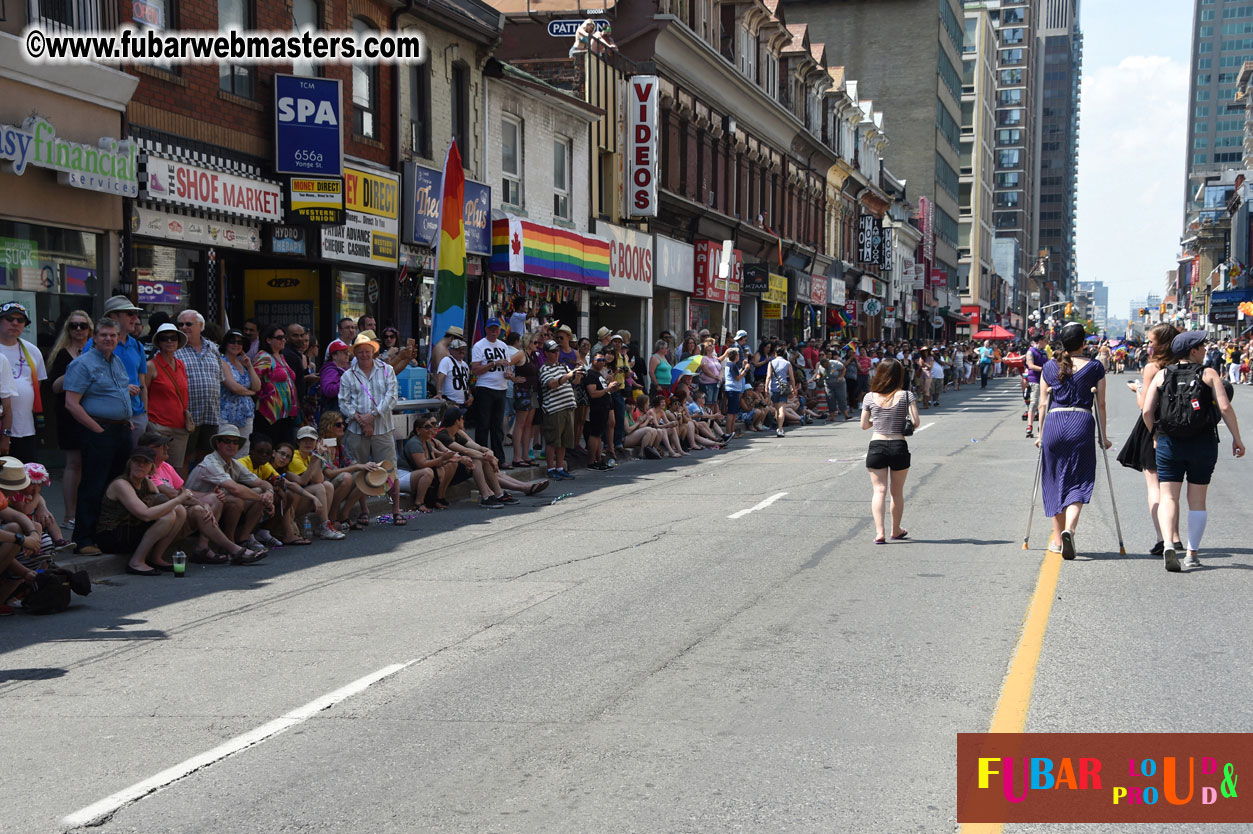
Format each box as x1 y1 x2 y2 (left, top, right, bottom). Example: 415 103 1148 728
1024 333 1047 439
1141 330 1246 572
765 346 796 438
861 357 920 544
977 339 994 389
1036 323 1110 560
1116 322 1180 556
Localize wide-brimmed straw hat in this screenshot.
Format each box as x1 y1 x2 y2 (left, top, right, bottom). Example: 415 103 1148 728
354 459 395 496
352 331 381 354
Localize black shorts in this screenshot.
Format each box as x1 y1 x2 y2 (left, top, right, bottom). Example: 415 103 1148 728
866 439 911 471
587 406 610 435
97 522 153 555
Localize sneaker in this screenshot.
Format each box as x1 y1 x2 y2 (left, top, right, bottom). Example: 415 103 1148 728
643 446 662 460
1149 540 1164 556
605 458 617 468
1060 530 1077 561
76 545 102 556
720 433 733 443
0 604 13 616
254 530 284 548
496 493 520 505
318 522 346 540
588 461 610 471
479 496 505 509
556 468 576 480
776 428 785 438
547 468 560 479
1182 552 1202 569
1163 544 1181 573
244 535 270 553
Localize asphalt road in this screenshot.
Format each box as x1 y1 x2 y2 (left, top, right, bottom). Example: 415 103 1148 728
2 371 1250 833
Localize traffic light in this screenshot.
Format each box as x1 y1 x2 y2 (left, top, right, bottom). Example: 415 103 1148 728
1064 302 1073 317
1160 302 1167 316
1139 308 1147 317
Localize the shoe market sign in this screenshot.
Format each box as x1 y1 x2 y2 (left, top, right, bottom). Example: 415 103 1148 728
0 117 138 197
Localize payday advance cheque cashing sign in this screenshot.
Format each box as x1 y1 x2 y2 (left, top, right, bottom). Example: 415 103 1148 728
1 116 138 196
321 166 399 267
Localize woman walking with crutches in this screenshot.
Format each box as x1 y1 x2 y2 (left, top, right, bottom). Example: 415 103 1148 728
1035 323 1111 559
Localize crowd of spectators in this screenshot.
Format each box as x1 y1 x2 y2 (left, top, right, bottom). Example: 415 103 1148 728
5 290 1246 615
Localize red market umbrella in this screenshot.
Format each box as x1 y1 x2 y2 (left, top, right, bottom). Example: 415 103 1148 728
971 325 1015 341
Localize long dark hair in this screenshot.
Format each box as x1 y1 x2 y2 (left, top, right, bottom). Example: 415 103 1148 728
1148 322 1180 368
869 357 905 395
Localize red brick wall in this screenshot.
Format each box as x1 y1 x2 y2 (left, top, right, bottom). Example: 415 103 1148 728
126 0 392 165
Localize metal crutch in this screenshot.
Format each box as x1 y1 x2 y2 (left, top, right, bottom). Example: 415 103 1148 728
1091 386 1127 555
1022 389 1050 550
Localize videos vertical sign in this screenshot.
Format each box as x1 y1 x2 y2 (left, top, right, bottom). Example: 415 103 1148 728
627 75 658 218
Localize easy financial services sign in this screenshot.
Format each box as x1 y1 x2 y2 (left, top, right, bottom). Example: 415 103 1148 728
627 75 658 218
0 117 137 197
274 74 343 177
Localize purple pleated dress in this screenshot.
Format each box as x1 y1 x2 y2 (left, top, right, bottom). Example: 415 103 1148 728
1040 358 1105 517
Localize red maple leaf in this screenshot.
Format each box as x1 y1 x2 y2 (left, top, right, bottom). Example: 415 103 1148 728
511 232 522 255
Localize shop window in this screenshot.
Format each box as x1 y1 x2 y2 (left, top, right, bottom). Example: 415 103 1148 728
553 136 572 220
410 62 431 158
451 62 470 158
0 220 102 349
501 116 523 207
352 17 379 138
219 0 254 98
291 0 320 77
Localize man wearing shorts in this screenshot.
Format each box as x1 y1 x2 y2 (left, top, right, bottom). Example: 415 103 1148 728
539 340 579 480
1025 333 1047 439
338 332 404 523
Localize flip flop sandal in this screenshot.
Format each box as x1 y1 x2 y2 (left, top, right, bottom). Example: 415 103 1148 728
282 538 314 546
873 537 887 545
890 530 909 541
525 481 550 496
355 513 371 527
392 516 409 526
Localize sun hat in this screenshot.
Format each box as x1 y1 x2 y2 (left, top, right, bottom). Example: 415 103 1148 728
351 331 380 354
24 462 50 486
103 295 142 315
152 322 187 350
354 459 394 496
557 324 574 335
327 339 351 355
0 301 31 324
597 326 611 340
295 426 320 442
0 457 30 491
212 424 246 444
444 326 465 338
610 332 624 343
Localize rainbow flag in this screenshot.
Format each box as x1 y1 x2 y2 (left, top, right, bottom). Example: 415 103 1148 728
429 142 466 365
491 217 609 286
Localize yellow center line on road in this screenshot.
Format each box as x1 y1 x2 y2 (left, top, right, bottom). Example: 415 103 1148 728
957 547 1064 834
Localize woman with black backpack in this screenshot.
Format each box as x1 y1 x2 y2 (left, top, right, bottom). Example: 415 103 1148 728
1142 330 1246 572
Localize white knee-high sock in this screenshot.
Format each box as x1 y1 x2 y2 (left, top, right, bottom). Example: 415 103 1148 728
1187 510 1208 552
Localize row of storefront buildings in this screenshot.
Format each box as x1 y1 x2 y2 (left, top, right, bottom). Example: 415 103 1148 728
1 0 972 359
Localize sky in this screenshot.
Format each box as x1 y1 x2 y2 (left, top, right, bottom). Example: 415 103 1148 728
1075 0 1193 322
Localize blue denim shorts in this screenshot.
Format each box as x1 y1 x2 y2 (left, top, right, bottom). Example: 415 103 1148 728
1156 432 1219 484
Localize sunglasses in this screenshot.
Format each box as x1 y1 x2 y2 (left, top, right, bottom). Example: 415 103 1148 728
269 334 287 341
217 438 243 446
224 339 244 346
177 321 195 328
333 421 346 428
156 334 179 342
68 322 91 331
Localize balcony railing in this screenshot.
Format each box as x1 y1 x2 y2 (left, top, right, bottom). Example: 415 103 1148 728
27 0 117 33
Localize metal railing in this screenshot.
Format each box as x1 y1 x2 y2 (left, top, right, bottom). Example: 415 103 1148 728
27 0 117 33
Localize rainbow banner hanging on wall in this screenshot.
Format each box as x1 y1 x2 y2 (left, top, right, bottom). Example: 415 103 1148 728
490 216 609 286
429 142 467 366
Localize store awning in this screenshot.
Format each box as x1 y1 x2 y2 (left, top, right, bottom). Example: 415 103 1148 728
941 307 971 324
490 216 609 287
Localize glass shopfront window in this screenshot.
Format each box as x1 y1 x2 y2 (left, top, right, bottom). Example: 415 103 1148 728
336 270 369 324
133 243 201 324
0 219 102 351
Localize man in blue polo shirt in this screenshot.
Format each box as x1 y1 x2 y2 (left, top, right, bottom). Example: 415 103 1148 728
64 317 135 555
86 295 148 442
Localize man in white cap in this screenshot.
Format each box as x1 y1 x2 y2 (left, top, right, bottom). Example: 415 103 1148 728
0 301 47 462
86 295 148 442
437 338 472 408
338 331 404 523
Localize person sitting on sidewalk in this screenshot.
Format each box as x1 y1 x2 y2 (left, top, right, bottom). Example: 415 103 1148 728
184 425 276 554
238 436 307 547
0 482 44 616
647 394 689 457
6 463 73 552
272 433 344 540
315 410 377 529
437 409 548 501
143 431 259 564
97 446 198 575
622 393 666 459
690 389 733 443
405 417 474 509
737 386 768 433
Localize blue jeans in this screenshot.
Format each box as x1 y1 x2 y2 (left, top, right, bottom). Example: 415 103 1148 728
611 391 626 448
825 380 848 415
980 362 991 388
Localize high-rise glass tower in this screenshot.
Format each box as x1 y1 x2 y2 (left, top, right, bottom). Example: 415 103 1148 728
1037 0 1082 299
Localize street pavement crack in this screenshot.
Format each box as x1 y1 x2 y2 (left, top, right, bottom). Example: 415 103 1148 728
505 529 670 580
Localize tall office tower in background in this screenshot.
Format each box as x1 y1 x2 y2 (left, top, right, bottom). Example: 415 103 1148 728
1037 0 1081 299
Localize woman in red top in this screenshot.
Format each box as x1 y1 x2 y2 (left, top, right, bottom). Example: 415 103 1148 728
142 323 193 474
